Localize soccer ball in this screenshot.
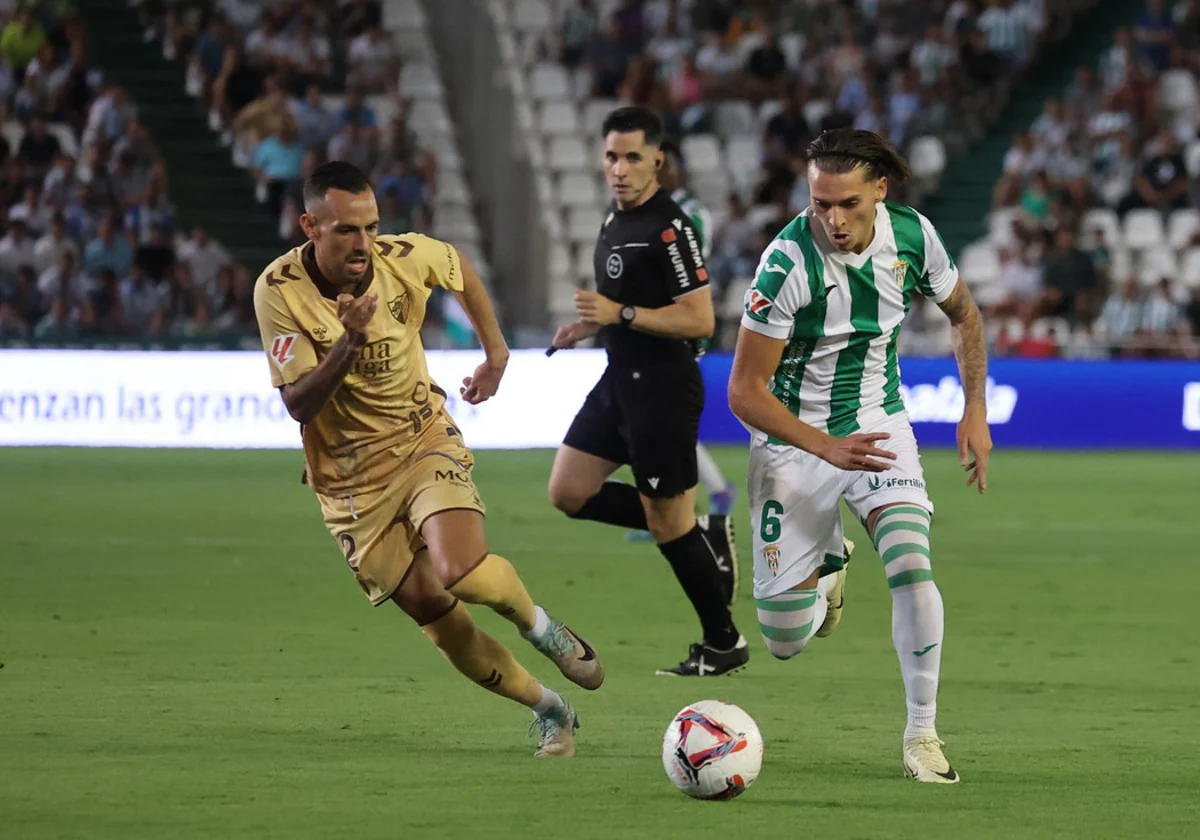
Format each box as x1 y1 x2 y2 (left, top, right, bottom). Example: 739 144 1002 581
661 700 764 800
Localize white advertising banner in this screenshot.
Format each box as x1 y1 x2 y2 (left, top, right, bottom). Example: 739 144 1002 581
0 349 609 449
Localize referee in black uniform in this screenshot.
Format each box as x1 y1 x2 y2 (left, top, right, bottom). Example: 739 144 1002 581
547 106 748 677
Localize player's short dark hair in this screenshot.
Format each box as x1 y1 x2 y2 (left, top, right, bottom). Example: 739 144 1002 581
303 161 372 206
806 129 912 184
601 105 664 146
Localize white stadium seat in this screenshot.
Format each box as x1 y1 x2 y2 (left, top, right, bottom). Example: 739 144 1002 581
392 29 435 62
556 171 599 208
1122 208 1165 250
398 63 444 100
548 136 588 172
959 241 1001 286
1138 248 1178 286
432 205 480 244
909 136 946 181
1186 140 1200 177
714 101 755 138
1081 208 1121 248
803 100 831 130
680 134 722 174
512 0 552 33
408 99 453 135
537 101 579 137
582 98 621 137
549 242 570 279
382 0 426 30
567 207 606 246
1167 207 1200 250
1108 248 1133 281
434 169 470 204
725 136 761 192
529 63 570 101
1180 247 1200 288
572 244 593 283
987 206 1023 247
1159 69 1198 119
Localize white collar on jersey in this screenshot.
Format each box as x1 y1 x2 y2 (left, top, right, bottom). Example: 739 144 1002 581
807 202 891 272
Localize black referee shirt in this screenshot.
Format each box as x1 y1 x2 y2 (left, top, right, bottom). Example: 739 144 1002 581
593 188 710 366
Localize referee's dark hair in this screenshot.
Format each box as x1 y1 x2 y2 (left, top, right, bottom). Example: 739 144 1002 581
303 161 372 208
806 129 912 183
601 105 664 146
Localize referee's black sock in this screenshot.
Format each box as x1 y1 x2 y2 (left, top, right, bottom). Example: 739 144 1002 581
658 525 740 650
568 481 648 530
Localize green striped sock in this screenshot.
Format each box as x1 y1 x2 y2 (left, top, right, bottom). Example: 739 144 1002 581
756 589 826 660
871 506 934 589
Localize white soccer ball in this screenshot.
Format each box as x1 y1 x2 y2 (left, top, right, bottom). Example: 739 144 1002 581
662 700 764 800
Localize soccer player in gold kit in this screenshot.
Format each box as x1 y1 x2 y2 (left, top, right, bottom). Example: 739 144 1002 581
253 162 601 757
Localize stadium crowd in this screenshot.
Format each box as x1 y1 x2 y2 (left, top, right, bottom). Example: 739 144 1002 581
0 0 254 341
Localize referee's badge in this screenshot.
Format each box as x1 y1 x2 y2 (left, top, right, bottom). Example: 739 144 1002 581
892 259 908 286
606 253 623 279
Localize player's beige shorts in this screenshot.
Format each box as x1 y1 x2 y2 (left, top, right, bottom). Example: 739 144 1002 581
317 424 486 605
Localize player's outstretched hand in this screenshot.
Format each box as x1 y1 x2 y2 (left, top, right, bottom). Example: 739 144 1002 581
574 289 620 326
957 404 993 494
460 357 506 405
337 292 377 345
818 433 897 473
551 321 593 350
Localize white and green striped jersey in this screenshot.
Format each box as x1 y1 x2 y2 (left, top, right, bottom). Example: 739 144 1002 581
671 188 712 260
741 201 959 439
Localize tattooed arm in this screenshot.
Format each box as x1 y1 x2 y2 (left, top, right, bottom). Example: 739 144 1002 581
937 281 993 493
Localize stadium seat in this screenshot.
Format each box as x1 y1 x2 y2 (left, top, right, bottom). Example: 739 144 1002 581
680 134 722 175
1108 248 1133 281
714 101 755 139
725 136 761 193
548 136 588 172
572 243 593 282
512 0 552 33
959 241 1001 286
1167 207 1200 250
432 207 481 244
1180 247 1200 288
556 171 599 208
542 206 564 239
549 278 579 318
757 99 785 130
398 63 444 100
392 28 436 62
537 101 580 137
803 100 831 130
566 206 605 245
529 63 571 101
408 99 454 136
1186 140 1200 177
1138 248 1178 286
365 95 399 130
909 136 947 182
435 169 470 204
1123 209 1166 250
691 171 731 210
1081 208 1121 248
1158 69 1198 129
382 0 426 30
582 99 621 137
986 207 1023 247
549 241 570 279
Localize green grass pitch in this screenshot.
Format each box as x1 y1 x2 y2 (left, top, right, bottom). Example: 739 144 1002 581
2 446 1198 839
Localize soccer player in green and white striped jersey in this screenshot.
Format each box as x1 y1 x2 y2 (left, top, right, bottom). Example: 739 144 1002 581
727 129 993 784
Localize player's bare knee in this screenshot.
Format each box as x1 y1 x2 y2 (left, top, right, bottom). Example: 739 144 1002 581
391 555 459 626
547 478 588 515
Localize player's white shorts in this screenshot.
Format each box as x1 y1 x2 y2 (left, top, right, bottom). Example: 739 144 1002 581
748 411 933 599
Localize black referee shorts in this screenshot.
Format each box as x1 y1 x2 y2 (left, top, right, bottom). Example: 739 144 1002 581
563 362 704 499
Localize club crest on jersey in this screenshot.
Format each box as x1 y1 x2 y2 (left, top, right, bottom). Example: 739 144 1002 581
606 253 623 278
270 333 298 368
763 544 780 576
388 291 410 324
892 259 908 286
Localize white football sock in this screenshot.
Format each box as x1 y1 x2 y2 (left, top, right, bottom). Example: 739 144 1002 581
756 589 827 660
531 685 565 717
522 605 551 642
695 444 727 495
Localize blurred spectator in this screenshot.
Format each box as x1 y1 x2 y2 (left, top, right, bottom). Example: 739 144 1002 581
255 120 305 219
118 262 163 335
764 85 811 158
327 119 378 174
163 261 209 336
1133 0 1174 72
0 218 35 281
36 249 82 310
1120 129 1191 214
17 115 59 173
560 0 599 68
1139 277 1185 356
336 86 377 130
347 23 398 94
41 153 77 206
9 183 52 234
177 226 231 295
34 213 76 274
209 263 253 331
135 224 175 283
1096 277 1143 355
80 267 122 335
34 294 73 338
1 7 46 75
84 215 133 278
977 0 1034 67
989 245 1043 322
1037 227 1100 324
290 83 336 151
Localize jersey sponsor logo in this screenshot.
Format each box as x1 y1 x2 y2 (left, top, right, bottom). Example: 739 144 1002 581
434 468 472 486
667 240 689 288
892 259 909 286
661 227 677 243
648 477 660 489
388 290 410 324
606 252 624 278
865 476 926 492
683 224 704 269
269 333 298 368
746 289 772 317
763 543 780 576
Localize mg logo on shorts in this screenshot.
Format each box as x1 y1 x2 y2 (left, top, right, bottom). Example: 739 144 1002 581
763 544 780 576
606 253 623 278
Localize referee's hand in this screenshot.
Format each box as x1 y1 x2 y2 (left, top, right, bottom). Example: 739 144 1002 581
551 321 593 350
818 433 897 473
